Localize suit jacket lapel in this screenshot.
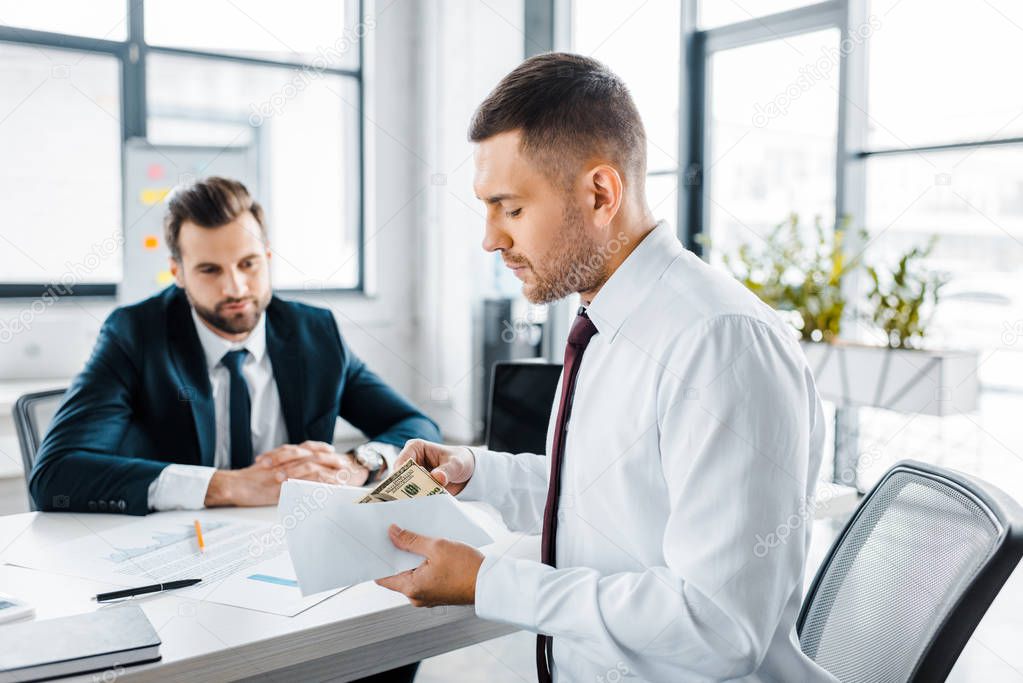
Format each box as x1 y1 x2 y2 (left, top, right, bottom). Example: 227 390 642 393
165 287 216 467
266 297 306 443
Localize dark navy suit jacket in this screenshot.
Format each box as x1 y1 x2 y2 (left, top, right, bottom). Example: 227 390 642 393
29 286 441 515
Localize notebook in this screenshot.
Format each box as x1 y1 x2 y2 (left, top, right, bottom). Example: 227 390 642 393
0 604 161 682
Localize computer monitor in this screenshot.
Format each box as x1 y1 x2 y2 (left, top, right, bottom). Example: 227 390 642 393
485 361 563 455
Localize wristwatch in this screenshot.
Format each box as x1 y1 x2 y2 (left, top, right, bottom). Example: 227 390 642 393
353 443 387 483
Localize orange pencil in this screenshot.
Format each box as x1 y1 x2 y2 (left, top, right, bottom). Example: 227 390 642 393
193 519 205 553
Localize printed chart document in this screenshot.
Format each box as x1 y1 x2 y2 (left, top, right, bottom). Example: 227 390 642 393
280 479 494 595
3 511 338 616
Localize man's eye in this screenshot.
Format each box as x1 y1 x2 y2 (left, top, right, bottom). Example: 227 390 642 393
240 260 253 269
506 208 522 218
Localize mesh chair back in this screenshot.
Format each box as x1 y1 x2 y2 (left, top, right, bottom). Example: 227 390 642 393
799 460 1023 682
13 388 66 510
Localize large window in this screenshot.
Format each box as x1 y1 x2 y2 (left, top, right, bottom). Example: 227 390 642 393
572 0 1023 502
0 0 365 296
0 43 122 287
853 0 1023 496
706 28 839 260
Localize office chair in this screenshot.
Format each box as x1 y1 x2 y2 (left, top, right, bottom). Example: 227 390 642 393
485 360 562 455
798 459 1023 682
13 388 66 512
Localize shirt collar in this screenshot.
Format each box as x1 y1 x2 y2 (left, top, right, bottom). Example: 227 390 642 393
190 306 268 370
584 221 683 341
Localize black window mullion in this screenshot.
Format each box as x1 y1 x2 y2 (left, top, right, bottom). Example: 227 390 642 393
2 0 366 296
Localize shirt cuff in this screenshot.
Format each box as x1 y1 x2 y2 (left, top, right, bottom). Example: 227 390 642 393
147 464 217 511
363 441 401 473
475 553 548 632
457 446 489 501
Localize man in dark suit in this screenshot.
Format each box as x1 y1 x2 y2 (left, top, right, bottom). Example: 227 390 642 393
30 176 440 516
30 177 433 683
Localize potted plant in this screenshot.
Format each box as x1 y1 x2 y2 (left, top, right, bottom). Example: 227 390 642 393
712 216 978 416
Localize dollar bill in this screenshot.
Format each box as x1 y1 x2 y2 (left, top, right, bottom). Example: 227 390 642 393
357 459 446 503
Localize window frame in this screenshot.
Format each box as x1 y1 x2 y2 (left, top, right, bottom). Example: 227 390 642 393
566 0 1023 483
0 0 367 298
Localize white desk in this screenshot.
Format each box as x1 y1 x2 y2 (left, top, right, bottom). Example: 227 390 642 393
0 505 534 682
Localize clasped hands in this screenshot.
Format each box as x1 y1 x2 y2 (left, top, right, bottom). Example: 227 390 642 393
204 440 370 507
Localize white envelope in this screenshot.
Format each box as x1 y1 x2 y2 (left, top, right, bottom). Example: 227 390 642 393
279 479 494 595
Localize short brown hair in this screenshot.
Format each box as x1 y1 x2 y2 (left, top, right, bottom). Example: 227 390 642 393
163 177 267 260
468 52 646 186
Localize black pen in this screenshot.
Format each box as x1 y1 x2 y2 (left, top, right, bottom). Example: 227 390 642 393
94 579 202 602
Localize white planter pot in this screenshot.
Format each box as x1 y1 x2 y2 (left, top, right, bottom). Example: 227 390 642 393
800 341 979 416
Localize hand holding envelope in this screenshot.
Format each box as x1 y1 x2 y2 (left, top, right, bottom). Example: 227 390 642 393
374 524 486 607
280 462 493 596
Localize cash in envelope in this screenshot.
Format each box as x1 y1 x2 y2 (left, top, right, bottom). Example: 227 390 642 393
358 459 446 503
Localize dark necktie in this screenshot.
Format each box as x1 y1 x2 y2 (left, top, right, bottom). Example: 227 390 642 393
537 308 599 683
221 349 253 469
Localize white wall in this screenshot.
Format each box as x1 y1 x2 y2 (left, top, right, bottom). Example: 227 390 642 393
412 0 525 442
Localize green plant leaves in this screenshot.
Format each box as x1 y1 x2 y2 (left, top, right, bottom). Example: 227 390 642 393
709 215 945 348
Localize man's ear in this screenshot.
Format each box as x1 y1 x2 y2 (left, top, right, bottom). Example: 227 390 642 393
588 164 624 229
169 257 185 288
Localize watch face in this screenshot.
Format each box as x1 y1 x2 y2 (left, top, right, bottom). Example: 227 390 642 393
357 446 385 470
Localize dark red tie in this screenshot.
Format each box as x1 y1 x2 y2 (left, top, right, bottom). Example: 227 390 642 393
537 308 599 683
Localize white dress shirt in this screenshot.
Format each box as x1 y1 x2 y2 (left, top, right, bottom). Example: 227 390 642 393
147 308 397 510
460 223 837 682
147 309 289 510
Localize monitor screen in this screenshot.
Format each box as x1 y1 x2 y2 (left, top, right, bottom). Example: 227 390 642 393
486 362 563 455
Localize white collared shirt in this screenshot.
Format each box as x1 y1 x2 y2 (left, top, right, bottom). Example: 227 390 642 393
147 308 399 511
461 223 837 682
146 309 289 510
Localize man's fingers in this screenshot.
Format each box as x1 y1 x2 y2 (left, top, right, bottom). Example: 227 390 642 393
263 445 324 467
433 452 473 485
375 568 417 595
279 461 329 481
387 524 433 556
257 445 314 468
300 440 335 454
395 439 426 469
313 452 345 469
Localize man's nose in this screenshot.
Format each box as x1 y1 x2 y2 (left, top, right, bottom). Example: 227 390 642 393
224 268 249 298
482 220 511 253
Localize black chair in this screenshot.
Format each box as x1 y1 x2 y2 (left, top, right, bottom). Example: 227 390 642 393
485 360 562 455
13 388 66 511
798 459 1023 682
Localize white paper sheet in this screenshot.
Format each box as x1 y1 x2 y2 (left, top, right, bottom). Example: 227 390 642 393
191 553 344 616
4 512 272 586
2 511 338 616
279 480 494 596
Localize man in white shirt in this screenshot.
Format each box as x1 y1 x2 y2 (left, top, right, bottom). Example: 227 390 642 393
375 53 837 682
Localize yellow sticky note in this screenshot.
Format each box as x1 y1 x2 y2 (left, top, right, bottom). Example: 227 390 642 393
143 235 159 250
140 188 170 206
156 270 175 285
